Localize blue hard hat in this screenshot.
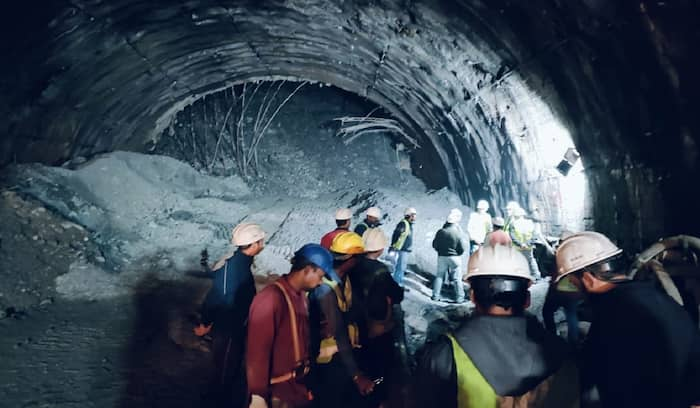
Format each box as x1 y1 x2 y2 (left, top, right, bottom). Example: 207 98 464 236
294 243 334 277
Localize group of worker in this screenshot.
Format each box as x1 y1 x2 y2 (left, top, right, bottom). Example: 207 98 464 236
192 202 700 408
431 200 545 303
193 208 406 408
418 223 700 407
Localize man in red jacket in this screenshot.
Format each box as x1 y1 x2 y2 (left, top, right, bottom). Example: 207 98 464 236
320 208 352 249
484 217 512 247
247 244 334 408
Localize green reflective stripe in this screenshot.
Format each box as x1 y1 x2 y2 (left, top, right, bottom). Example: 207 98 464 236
556 275 579 292
503 217 514 234
513 230 532 245
392 219 410 250
446 333 498 408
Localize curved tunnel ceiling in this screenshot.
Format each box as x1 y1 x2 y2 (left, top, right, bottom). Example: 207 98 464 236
2 0 699 249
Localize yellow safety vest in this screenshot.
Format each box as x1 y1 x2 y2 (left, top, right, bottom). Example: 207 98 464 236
446 333 580 408
392 219 411 250
316 276 360 364
512 218 534 249
446 333 498 408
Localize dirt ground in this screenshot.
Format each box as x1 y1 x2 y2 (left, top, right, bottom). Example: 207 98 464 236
0 190 100 314
0 278 218 408
0 189 215 407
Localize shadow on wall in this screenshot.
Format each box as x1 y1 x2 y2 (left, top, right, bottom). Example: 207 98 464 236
118 274 215 408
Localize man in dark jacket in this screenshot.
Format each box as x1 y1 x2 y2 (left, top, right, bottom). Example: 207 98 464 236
431 208 468 303
389 207 416 287
555 231 700 408
309 232 376 408
416 245 579 408
351 228 404 408
194 223 266 408
354 206 382 237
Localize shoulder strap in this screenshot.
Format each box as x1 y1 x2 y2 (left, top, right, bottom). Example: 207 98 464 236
273 281 301 364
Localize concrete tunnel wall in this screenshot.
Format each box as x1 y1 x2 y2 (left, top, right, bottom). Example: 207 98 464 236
1 0 699 253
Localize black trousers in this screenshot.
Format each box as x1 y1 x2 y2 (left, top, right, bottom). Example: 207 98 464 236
310 355 365 408
357 333 394 408
205 332 247 408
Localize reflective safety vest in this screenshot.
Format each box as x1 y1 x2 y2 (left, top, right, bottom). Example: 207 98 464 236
446 333 498 408
556 275 579 293
511 218 535 249
446 333 580 408
392 219 412 251
467 212 492 244
316 276 360 364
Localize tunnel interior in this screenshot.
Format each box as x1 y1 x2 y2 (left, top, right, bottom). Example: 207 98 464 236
1 1 700 407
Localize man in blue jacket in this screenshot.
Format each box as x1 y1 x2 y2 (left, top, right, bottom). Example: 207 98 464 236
194 223 266 408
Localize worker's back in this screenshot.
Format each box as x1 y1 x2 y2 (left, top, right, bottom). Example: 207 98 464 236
584 281 700 407
416 314 579 408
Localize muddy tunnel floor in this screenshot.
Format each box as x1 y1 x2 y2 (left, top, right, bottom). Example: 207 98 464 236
0 274 427 408
0 277 218 408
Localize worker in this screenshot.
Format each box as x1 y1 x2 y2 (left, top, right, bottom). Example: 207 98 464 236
389 207 416 287
321 208 352 249
246 243 333 408
554 231 700 408
502 201 520 234
416 245 579 407
483 217 512 247
542 231 581 344
194 223 265 408
431 208 467 303
309 232 375 408
354 207 382 237
351 228 405 408
509 207 540 279
466 200 493 254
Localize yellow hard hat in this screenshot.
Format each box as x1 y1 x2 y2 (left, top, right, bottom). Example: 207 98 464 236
555 231 622 282
330 231 365 255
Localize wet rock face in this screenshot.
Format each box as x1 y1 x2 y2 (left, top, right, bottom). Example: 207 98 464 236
1 0 699 249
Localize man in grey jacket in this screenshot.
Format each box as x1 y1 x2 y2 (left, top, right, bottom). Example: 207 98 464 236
431 209 467 303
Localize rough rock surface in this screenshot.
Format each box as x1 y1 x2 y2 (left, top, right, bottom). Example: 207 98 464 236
2 1 698 250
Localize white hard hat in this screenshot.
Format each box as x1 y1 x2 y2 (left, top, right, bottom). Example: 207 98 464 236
231 223 265 246
446 208 462 223
404 207 417 216
366 207 381 219
476 200 489 210
506 201 520 210
492 217 505 227
335 208 352 220
555 231 622 282
466 245 532 281
362 228 388 252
